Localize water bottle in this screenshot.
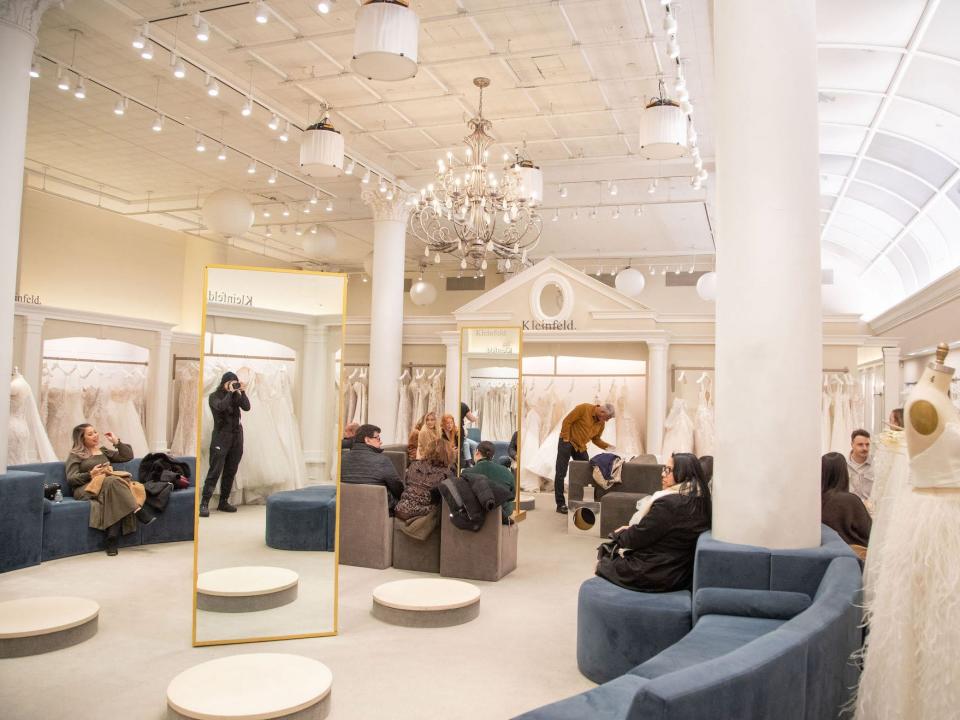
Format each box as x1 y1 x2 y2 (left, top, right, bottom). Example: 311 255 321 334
54 487 63 503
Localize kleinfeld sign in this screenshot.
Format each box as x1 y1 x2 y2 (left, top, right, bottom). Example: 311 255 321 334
207 290 254 306
522 319 575 331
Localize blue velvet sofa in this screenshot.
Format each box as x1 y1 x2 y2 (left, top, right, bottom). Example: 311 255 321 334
2 457 196 572
516 526 863 720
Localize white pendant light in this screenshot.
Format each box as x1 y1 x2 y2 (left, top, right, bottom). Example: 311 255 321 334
615 267 646 298
241 98 253 117
409 278 437 306
206 76 220 97
195 14 210 42
56 66 70 91
203 189 254 237
514 160 543 205
113 97 127 116
140 41 155 61
303 224 337 257
195 133 206 152
317 2 332 14
696 271 717 302
255 0 270 24
152 113 164 132
299 116 344 177
73 77 86 99
171 56 187 79
352 0 419 82
30 62 40 78
639 92 688 160
217 144 227 160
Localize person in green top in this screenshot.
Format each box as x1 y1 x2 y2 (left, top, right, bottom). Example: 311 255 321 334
471 440 516 522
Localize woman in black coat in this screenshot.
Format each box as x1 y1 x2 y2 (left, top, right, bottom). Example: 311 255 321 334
596 453 711 593
820 452 871 547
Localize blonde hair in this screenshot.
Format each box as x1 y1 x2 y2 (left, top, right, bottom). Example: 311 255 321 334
69 423 94 460
423 437 455 467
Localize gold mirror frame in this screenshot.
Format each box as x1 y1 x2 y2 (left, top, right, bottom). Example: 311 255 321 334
458 326 524 520
190 264 347 647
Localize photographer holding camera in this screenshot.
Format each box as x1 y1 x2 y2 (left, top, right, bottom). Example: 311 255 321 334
200 371 251 517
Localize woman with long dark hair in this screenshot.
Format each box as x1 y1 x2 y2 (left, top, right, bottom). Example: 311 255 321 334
596 452 712 592
821 451 871 546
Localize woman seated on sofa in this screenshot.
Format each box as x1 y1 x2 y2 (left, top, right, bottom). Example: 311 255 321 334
821 451 871 548
65 423 152 556
416 412 440 460
440 413 459 454
596 452 711 593
395 438 456 523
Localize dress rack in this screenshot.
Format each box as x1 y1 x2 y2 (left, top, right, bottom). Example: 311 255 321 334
671 365 714 392
43 356 149 367
171 353 295 379
823 367 850 374
523 372 645 378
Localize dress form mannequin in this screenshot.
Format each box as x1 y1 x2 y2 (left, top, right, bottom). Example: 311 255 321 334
855 341 960 720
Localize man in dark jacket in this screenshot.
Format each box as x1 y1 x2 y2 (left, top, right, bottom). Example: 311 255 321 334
471 441 516 522
340 424 403 513
200 371 250 518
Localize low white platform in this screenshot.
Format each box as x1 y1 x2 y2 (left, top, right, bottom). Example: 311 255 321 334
519 493 536 511
167 653 332 720
372 578 480 627
196 567 299 613
0 596 99 657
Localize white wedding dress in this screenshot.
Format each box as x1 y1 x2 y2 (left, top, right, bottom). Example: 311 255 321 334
661 398 694 458
855 422 960 720
44 370 86 459
8 373 58 465
171 362 200 456
861 429 908 603
615 382 643 459
693 377 715 456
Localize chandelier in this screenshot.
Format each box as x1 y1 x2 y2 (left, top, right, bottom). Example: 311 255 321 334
408 77 543 272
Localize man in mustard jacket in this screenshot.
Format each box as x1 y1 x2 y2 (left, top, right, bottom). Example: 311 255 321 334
555 402 615 513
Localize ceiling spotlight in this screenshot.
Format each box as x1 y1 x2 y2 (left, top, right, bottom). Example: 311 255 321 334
362 169 371 184
572 208 579 220
688 265 695 274
378 176 387 193
317 1 331 14
303 203 311 214
310 224 318 234
132 26 147 50
635 206 643 217
217 144 227 160
265 226 272 237
663 12 678 35
73 77 86 100
609 182 618 196
310 191 319 205
140 41 155 61
113 97 127 116
255 0 270 24
267 113 280 131
552 209 559 222
326 200 334 212
362 274 368 282
152 113 164 132
674 267 681 275
345 159 355 175
590 208 598 220
206 76 220 97
171 56 187 79
30 62 40 79
247 159 257 174
559 185 568 198
267 168 277 184
195 133 206 152
694 157 703 172
278 121 289 142
241 98 253 117
650 267 658 276
295 226 303 236
56 67 70 91
281 205 290 217
648 179 658 194
613 207 621 219
263 208 271 218
386 186 395 200
194 14 210 42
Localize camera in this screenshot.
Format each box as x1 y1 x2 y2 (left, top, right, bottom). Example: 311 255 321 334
229 381 241 392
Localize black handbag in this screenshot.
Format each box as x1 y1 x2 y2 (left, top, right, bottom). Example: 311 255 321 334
43 483 61 501
597 535 622 561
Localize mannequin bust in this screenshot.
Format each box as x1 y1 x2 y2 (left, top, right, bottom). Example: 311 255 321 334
904 343 957 458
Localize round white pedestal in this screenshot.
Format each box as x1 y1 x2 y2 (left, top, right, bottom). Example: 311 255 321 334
197 567 299 613
519 493 536 511
0 596 99 657
372 578 480 627
167 653 331 720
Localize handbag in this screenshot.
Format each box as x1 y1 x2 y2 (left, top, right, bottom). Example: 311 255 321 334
43 483 61 501
596 538 622 561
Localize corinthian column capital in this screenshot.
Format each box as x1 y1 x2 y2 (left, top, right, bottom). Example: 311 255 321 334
0 0 57 38
361 188 412 223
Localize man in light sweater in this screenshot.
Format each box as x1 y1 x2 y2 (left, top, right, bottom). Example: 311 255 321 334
554 402 615 514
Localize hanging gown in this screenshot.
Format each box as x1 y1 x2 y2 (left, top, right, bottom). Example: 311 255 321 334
693 377 715 456
829 381 852 454
394 374 412 444
821 388 833 456
661 398 695 458
350 378 367 426
8 373 58 465
520 407 544 492
615 382 644 459
45 369 86 459
106 378 150 457
171 362 200 456
854 422 960 720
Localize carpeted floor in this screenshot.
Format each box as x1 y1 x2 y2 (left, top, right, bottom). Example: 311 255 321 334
0 494 599 719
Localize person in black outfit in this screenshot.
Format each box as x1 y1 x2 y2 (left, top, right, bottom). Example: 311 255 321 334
340 424 404 514
200 371 250 517
596 452 711 592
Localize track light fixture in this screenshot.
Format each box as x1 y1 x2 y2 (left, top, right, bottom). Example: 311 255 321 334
559 185 567 198
30 62 40 78
206 76 220 97
241 98 253 117
636 206 643 217
267 169 277 184
648 179 658 195
255 0 270 24
73 77 86 100
152 113 164 132
217 144 227 161
195 133 206 152
345 159 355 175
57 66 70 91
667 37 679 60
194 13 210 42
310 191 319 205
140 41 155 61
267 113 280 131
613 207 621 219
609 182 618 196
326 200 334 212
303 203 311 214
278 121 289 143
171 56 186 79
317 1 331 14
282 205 290 217
361 169 371 184
552 209 559 222
572 208 579 220
132 26 147 50
247 159 257 174
113 97 127 116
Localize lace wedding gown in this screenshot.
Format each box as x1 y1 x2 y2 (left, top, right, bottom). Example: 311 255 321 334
44 371 86 459
661 398 694 458
171 362 200 456
693 378 715 456
8 373 58 465
855 422 960 720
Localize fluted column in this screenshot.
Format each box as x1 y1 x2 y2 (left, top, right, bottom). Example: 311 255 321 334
441 331 460 417
361 189 410 442
882 346 902 423
712 0 822 548
0 0 56 472
645 340 669 459
147 330 172 452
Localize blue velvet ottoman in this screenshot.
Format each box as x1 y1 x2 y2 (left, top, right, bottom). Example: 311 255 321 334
577 577 692 684
265 486 337 551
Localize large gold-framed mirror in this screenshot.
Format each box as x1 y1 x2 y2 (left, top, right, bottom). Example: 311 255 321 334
458 326 523 520
191 265 346 646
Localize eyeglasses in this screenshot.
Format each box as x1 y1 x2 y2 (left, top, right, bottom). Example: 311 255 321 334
661 467 673 476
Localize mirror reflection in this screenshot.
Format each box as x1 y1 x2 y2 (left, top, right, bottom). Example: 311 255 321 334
460 327 522 518
193 266 345 645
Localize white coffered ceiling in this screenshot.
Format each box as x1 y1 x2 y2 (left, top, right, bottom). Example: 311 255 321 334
22 0 960 319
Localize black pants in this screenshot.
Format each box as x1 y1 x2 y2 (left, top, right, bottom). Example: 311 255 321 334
202 429 243 503
555 440 588 507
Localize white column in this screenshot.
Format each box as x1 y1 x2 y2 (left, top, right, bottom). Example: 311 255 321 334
21 314 44 399
882 346 902 421
645 340 669 460
713 1 822 548
441 331 460 417
301 322 329 471
0 1 55 472
147 330 172 452
361 189 410 442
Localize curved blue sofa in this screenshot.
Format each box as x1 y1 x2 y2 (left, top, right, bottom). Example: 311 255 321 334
516 526 863 720
3 457 196 571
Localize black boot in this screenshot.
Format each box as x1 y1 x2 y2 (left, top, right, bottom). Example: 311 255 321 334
199 500 210 518
105 523 120 556
135 507 157 525
217 499 237 513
